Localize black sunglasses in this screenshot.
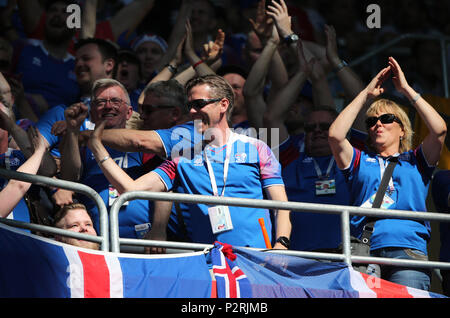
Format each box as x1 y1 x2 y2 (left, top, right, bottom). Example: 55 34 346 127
186 98 222 111
304 122 331 133
365 113 402 128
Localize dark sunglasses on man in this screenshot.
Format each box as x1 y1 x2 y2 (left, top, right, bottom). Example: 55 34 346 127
304 122 331 133
186 98 222 111
365 113 402 128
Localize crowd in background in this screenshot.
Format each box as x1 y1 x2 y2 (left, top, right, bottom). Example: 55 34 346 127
0 0 449 295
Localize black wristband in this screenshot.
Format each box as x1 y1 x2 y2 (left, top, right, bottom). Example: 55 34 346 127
276 236 290 249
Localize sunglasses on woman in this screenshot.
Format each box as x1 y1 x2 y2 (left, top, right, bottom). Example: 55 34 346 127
365 113 402 128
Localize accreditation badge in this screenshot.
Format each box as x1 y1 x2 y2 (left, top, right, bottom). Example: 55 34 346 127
208 205 233 234
315 179 336 195
135 223 152 238
361 193 395 209
108 185 129 206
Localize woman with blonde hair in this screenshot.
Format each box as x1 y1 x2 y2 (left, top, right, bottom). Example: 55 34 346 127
364 98 414 154
328 57 447 290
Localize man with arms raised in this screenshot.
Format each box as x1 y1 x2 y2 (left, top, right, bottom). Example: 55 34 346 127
87 75 291 249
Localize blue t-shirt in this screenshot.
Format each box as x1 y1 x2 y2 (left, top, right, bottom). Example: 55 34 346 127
0 149 29 223
78 147 152 239
15 41 79 108
343 146 435 254
431 169 450 262
35 101 93 157
279 134 349 251
154 130 284 248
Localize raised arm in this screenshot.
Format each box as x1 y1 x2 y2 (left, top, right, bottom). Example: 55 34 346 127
323 24 367 131
252 0 289 98
80 0 97 39
17 0 43 36
0 127 47 218
109 0 156 41
183 20 217 77
60 103 88 182
324 25 365 102
87 121 166 194
264 40 313 143
0 103 56 177
328 66 391 169
174 28 224 86
243 25 280 130
389 56 447 165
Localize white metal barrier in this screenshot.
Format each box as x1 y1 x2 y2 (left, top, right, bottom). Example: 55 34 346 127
109 190 450 272
0 168 110 251
1 167 450 275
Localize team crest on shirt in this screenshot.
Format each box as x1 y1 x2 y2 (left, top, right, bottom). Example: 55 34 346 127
32 57 41 67
193 155 203 166
234 152 247 163
302 156 313 163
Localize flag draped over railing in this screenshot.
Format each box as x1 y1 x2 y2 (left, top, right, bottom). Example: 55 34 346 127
0 223 446 298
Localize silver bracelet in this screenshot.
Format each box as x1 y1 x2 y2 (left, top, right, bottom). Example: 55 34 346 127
98 155 110 165
411 93 421 104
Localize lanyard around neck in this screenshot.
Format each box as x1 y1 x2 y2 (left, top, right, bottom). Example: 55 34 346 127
204 132 234 197
377 155 398 193
311 156 335 178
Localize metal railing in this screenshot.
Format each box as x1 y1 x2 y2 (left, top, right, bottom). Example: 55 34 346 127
1 168 450 275
0 168 110 252
109 191 450 271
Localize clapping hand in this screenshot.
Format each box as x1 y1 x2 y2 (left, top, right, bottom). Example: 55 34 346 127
365 66 391 100
27 126 46 155
87 119 107 152
388 56 410 95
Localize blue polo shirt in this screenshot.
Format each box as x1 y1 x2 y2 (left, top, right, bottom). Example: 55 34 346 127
343 145 435 254
279 134 349 251
153 129 283 248
0 149 29 223
35 100 93 157
78 147 152 239
15 41 79 108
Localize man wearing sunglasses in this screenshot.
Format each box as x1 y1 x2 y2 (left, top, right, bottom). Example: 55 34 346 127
60 78 153 242
87 74 291 249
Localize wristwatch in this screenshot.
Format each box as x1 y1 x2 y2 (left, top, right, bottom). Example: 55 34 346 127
334 60 348 72
276 236 290 249
284 33 299 45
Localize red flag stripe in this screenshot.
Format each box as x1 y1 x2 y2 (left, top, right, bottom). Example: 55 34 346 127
77 251 111 298
360 273 413 298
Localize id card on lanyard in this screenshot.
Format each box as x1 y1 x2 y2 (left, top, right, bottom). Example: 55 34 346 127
312 156 336 195
361 156 396 209
108 153 129 206
206 132 234 234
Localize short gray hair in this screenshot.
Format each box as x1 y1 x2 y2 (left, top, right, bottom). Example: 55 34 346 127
91 78 130 105
141 79 188 114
